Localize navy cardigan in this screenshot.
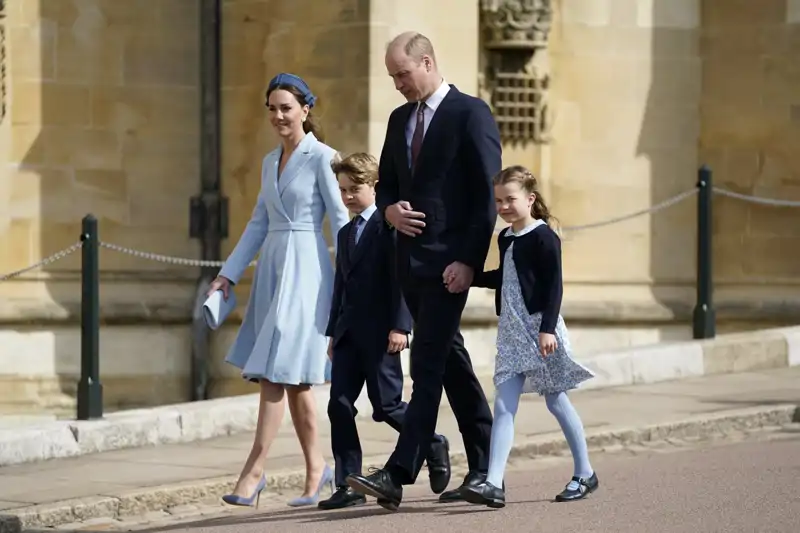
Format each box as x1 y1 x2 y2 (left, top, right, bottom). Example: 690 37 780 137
472 224 563 334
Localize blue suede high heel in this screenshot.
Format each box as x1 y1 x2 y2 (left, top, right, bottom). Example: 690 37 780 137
222 474 267 508
287 464 335 507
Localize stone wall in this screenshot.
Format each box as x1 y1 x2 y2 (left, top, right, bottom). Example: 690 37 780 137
0 0 202 413
699 0 800 316
546 0 701 344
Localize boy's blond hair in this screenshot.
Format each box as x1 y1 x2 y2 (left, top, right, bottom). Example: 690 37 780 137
330 152 379 186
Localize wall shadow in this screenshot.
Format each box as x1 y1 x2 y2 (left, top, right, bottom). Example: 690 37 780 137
638 0 702 342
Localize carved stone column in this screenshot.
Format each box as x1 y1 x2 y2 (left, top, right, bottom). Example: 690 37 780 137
480 0 553 145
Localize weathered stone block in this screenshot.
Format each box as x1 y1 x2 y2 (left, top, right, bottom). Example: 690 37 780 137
122 31 198 87
702 0 786 27
636 0 700 29
10 82 91 127
7 22 57 81
55 25 124 84
91 86 199 134
701 330 788 374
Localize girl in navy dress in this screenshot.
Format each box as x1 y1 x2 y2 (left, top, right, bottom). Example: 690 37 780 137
456 165 598 508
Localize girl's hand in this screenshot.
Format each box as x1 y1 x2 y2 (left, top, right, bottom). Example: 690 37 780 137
539 333 557 357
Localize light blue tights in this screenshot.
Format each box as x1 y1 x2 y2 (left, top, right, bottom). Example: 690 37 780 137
486 373 593 490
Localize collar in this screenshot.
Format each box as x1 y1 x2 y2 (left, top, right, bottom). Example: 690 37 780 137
419 80 450 112
507 218 547 238
355 203 378 223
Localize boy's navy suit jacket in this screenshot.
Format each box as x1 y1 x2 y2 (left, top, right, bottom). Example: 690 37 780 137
326 209 413 350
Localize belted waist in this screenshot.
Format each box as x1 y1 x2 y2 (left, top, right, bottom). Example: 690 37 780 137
268 221 321 232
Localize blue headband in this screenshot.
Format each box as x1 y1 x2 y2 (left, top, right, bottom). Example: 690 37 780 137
267 73 317 108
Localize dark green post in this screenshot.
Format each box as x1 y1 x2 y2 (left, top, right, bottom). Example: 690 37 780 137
692 166 715 339
77 214 103 420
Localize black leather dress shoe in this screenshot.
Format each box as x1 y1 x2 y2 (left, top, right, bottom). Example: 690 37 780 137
318 486 366 510
461 481 506 508
426 436 451 494
555 472 599 502
437 470 486 502
346 469 403 511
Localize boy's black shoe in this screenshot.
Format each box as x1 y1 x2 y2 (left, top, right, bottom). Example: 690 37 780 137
318 486 366 510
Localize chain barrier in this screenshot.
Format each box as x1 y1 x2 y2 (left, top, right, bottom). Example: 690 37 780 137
1 185 798 281
98 241 229 268
561 187 698 232
711 187 800 208
0 242 83 281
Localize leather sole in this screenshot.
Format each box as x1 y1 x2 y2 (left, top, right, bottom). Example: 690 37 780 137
318 498 366 510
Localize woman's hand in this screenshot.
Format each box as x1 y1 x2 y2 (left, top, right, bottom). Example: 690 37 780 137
207 276 232 300
539 332 557 357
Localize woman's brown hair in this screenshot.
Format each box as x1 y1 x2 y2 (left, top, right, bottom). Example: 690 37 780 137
266 84 325 142
493 165 559 229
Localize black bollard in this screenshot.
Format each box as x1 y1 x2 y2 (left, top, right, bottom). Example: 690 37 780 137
692 166 716 339
77 214 103 420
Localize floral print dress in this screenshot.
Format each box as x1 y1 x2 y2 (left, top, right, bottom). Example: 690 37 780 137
493 220 595 395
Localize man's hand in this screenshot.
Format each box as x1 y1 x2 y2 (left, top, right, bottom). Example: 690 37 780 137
385 201 426 237
387 330 408 354
442 262 474 293
327 338 334 361
539 333 557 357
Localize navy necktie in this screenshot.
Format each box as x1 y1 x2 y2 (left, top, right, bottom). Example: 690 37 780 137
348 216 363 258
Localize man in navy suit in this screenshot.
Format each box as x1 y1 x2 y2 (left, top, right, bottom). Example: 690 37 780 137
346 32 501 510
320 152 450 510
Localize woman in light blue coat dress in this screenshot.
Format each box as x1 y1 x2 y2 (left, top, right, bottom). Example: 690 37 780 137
208 74 350 508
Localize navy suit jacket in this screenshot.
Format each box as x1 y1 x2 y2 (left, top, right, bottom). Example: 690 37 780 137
376 85 503 278
326 210 413 350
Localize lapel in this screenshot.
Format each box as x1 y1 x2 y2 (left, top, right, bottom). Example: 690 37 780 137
339 219 354 276
414 85 458 174
264 150 290 220
349 211 381 268
277 132 316 196
393 103 415 195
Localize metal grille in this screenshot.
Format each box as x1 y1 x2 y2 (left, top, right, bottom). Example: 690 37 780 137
492 71 547 142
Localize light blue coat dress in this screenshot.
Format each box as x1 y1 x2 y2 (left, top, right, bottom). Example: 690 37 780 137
219 132 350 385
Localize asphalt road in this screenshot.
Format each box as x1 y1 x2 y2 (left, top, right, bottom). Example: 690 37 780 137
132 428 800 533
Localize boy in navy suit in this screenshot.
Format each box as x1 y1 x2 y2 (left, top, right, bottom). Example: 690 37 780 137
320 153 450 510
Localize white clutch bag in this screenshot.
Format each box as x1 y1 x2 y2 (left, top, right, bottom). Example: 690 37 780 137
203 290 237 330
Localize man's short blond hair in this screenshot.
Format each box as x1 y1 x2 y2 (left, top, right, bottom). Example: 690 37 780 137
330 152 379 186
388 31 437 65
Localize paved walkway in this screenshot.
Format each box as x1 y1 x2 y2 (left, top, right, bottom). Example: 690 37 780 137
0 367 798 512
137 432 800 533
